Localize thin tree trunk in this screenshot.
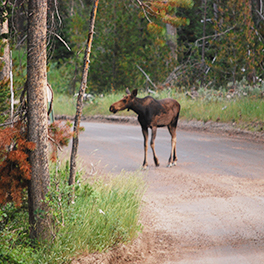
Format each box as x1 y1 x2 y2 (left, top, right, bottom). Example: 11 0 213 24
0 1 10 82
166 24 177 61
69 0 99 202
202 0 207 63
27 0 50 240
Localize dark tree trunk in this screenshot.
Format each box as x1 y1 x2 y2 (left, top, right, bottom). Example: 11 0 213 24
69 0 99 202
27 0 50 241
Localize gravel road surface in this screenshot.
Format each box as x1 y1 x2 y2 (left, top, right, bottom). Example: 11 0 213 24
72 121 264 264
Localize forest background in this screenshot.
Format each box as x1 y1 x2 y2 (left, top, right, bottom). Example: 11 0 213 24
0 1 263 262
1 0 264 99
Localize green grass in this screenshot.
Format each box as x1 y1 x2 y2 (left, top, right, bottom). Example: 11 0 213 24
0 162 145 264
53 88 264 132
53 94 77 116
180 97 264 123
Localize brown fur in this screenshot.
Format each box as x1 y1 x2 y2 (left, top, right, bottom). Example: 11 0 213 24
109 89 180 168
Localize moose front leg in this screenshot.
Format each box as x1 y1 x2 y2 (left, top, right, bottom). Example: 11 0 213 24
141 127 148 169
150 126 159 167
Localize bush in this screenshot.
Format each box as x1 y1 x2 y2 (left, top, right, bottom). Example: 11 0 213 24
0 162 145 263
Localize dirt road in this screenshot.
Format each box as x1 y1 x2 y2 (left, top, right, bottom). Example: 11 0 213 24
74 122 264 264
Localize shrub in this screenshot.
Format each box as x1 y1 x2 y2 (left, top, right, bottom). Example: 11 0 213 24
0 162 145 264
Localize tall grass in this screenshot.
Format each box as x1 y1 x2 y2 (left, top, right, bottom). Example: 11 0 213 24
53 88 264 131
0 162 145 264
38 165 145 263
83 93 137 117
180 97 264 124
53 94 77 116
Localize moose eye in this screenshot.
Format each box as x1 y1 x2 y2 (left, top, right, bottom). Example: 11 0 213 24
122 99 126 103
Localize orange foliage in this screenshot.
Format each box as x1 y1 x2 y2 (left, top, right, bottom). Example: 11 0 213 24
0 122 35 207
0 120 73 207
48 120 73 162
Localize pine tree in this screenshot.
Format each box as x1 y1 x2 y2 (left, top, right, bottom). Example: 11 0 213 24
27 0 51 240
208 0 264 86
142 0 193 27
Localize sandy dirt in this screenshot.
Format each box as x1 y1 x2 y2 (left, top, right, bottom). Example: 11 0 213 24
72 165 264 264
70 119 264 264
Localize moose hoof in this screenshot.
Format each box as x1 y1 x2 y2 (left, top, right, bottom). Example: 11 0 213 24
142 164 148 170
167 161 177 168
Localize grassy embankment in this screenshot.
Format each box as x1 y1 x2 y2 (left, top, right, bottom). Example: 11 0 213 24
54 87 264 132
0 163 145 263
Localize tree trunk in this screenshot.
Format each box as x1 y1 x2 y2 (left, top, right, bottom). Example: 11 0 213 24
166 24 177 61
69 0 99 202
202 0 207 63
0 0 10 82
27 0 50 241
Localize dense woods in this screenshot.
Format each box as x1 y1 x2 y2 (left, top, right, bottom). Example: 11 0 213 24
1 0 263 97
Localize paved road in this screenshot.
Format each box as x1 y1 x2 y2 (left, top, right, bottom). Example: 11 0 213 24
78 122 263 178
76 122 264 263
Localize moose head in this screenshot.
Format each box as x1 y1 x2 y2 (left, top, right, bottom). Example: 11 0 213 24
109 88 137 114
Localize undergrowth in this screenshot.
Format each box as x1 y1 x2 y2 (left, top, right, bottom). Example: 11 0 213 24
0 162 145 263
53 81 264 132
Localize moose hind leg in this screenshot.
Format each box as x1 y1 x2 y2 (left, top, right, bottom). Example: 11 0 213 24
150 127 159 167
167 125 177 167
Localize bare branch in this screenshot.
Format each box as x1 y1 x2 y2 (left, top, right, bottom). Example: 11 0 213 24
47 30 71 51
0 120 20 127
135 0 152 23
256 10 264 21
195 25 237 46
16 34 27 48
47 83 54 116
54 0 62 27
48 135 63 151
136 64 158 90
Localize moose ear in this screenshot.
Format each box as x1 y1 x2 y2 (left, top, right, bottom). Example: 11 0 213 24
131 89 138 98
125 88 131 94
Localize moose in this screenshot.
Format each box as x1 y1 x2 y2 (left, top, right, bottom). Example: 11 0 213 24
109 88 181 169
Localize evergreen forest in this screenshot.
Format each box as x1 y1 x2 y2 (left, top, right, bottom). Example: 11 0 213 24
1 0 264 97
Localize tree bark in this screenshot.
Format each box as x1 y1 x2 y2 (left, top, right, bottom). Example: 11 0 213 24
0 0 10 82
166 24 177 61
69 0 99 202
27 0 50 240
202 0 207 63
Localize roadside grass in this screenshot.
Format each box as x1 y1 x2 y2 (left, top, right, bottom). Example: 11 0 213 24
53 94 77 116
0 162 145 264
53 87 264 132
180 97 264 124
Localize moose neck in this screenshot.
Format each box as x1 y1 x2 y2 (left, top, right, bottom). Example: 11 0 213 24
129 97 148 116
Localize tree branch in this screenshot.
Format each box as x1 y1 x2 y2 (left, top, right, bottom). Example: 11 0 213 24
47 30 71 51
135 0 152 23
195 25 237 46
47 135 63 151
136 64 158 90
256 10 264 21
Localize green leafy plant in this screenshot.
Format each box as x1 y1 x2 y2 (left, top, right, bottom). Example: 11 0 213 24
0 161 145 263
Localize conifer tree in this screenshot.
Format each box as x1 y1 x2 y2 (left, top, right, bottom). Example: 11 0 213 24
208 0 264 86
141 0 193 27
27 0 51 240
